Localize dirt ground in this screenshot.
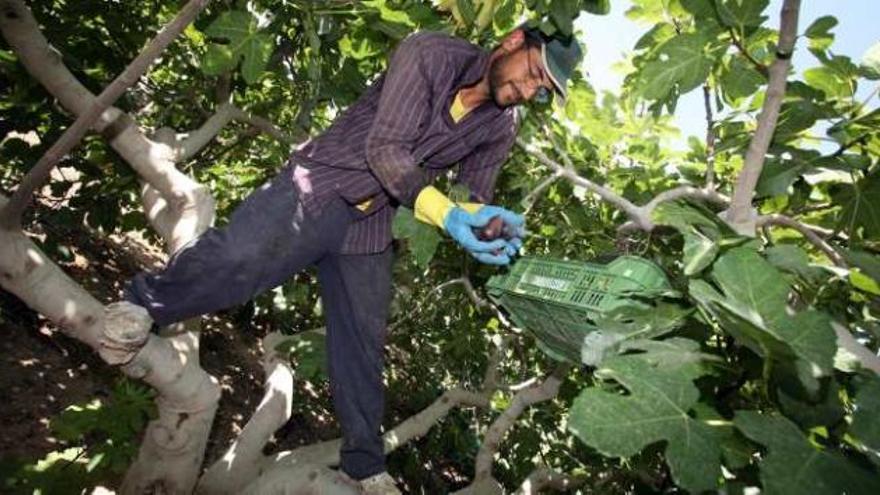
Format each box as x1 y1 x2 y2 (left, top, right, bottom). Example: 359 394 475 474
0 214 343 490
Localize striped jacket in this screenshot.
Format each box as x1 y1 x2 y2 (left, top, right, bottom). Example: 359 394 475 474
290 31 519 254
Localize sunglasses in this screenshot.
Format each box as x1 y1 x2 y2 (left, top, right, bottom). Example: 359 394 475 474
526 47 553 104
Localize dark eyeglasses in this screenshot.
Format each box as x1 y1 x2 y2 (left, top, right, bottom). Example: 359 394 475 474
526 47 553 104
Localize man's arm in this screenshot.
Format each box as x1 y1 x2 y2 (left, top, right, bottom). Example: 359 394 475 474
455 113 518 204
365 34 439 208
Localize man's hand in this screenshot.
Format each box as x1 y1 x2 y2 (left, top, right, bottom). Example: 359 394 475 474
445 206 524 265
474 214 525 257
414 186 525 265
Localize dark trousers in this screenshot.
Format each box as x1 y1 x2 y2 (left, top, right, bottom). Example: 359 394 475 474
126 164 392 480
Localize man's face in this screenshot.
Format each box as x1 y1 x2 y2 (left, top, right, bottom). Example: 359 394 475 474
488 44 555 108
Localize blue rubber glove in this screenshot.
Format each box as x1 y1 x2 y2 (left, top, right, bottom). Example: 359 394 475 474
472 205 526 259
505 236 524 257
470 205 526 240
443 205 526 265
444 207 511 265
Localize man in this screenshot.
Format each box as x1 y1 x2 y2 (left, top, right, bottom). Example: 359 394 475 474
108 25 582 494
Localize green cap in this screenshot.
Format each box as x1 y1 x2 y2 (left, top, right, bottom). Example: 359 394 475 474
522 27 583 104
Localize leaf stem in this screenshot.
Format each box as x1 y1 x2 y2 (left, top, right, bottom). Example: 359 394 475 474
727 26 769 77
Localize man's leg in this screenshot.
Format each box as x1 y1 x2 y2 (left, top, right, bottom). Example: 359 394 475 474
125 165 350 326
317 247 394 480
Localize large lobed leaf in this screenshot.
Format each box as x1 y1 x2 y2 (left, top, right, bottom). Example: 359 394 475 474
689 246 837 376
715 0 769 29
863 41 880 79
201 11 273 84
637 32 713 103
721 57 765 103
832 171 880 241
735 411 880 495
568 354 722 493
652 200 736 275
804 15 838 55
764 244 827 287
581 301 691 366
850 374 880 452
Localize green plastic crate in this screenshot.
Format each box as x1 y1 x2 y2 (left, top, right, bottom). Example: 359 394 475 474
486 255 670 363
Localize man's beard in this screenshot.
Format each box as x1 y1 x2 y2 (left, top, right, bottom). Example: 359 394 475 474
488 56 512 108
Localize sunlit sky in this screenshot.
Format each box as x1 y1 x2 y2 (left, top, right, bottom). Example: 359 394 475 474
574 1 879 150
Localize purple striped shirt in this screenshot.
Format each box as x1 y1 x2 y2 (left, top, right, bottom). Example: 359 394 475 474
290 31 518 254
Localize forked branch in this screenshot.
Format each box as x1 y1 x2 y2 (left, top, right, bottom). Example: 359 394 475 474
0 0 211 230
726 0 802 232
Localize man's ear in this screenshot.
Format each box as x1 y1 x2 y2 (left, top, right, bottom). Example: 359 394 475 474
499 28 526 54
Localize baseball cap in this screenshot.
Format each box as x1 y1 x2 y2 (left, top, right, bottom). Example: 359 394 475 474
522 26 584 104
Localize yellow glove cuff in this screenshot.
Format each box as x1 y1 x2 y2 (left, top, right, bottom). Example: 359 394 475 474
414 186 456 228
458 202 483 214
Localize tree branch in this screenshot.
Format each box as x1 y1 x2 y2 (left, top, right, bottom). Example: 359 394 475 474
521 171 562 213
179 103 301 160
480 335 509 396
432 276 490 308
230 106 303 145
0 0 210 230
0 210 221 493
703 84 717 188
519 138 728 232
644 185 730 212
1 0 214 252
755 213 846 267
514 465 589 495
245 338 512 493
196 332 295 494
252 385 493 489
472 364 571 482
517 137 647 227
726 0 801 233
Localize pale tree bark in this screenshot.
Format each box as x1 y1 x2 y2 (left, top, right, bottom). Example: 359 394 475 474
755 214 846 267
228 336 508 494
118 323 222 494
514 466 588 495
196 332 296 494
0 189 221 495
0 1 227 492
221 334 582 493
0 0 213 254
518 137 729 231
432 276 491 308
176 102 301 161
725 0 802 233
453 364 572 494
519 132 856 275
0 0 211 230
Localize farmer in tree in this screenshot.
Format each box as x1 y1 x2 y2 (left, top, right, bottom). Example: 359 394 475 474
107 25 582 494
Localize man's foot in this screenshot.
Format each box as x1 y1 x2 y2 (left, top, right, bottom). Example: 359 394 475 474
100 301 153 364
358 472 402 495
